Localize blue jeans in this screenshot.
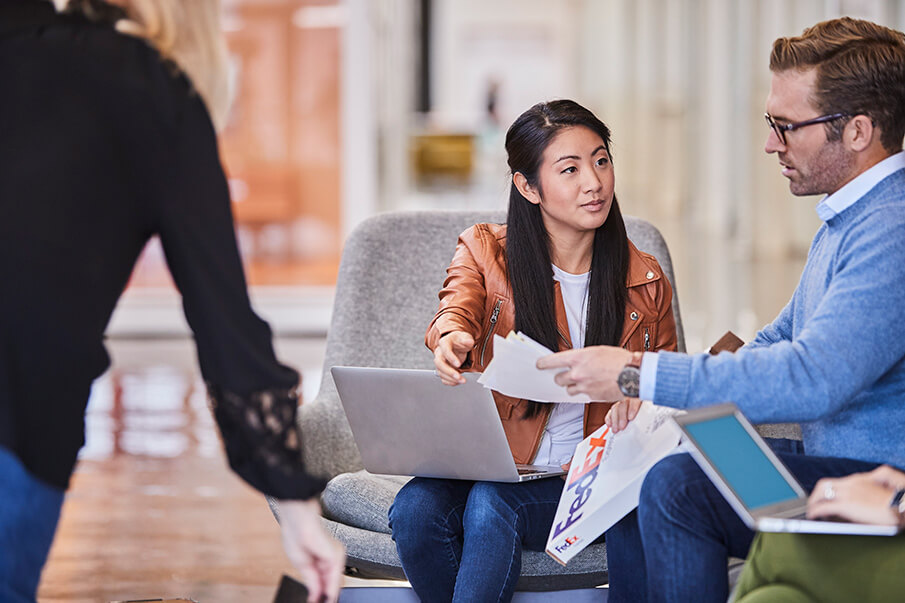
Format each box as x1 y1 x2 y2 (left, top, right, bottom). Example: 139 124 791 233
0 446 65 603
605 439 881 603
388 477 565 603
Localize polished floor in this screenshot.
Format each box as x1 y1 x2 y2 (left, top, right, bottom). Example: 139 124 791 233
38 339 327 603
36 222 807 602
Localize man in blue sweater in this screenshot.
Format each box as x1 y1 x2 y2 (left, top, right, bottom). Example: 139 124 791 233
538 17 905 603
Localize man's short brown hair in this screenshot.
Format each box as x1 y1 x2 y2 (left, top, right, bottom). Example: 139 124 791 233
770 17 905 152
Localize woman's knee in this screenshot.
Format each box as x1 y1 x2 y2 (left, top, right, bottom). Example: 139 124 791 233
389 479 431 531
462 482 520 530
389 478 464 538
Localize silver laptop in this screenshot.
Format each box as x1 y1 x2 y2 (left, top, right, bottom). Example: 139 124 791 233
331 366 566 482
673 403 901 536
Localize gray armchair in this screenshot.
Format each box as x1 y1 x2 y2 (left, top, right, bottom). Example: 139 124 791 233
268 210 690 594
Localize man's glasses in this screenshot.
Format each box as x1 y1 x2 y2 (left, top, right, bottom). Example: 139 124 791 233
764 112 850 145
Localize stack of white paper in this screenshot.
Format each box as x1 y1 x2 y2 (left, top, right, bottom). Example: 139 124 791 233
477 331 591 403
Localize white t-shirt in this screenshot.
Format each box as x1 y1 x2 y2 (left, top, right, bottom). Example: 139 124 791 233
532 264 589 466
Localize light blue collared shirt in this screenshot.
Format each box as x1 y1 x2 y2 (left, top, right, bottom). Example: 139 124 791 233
816 151 905 221
638 150 905 402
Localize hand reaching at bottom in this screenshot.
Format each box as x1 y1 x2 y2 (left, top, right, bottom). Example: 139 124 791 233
277 498 347 602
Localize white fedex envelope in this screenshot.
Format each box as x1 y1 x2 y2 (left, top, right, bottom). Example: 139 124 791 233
546 403 683 565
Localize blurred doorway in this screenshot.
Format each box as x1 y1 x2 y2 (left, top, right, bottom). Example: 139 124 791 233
131 0 344 289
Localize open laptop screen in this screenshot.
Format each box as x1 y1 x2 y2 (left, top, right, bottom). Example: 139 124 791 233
683 414 799 510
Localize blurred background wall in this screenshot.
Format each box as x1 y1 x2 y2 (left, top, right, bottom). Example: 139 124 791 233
123 0 905 346
368 0 905 253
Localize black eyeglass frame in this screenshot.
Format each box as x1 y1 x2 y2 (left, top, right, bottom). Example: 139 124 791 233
764 112 851 145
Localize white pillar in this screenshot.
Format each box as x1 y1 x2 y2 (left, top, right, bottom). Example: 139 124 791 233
341 0 379 238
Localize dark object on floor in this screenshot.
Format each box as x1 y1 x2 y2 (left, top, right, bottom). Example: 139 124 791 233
274 575 310 603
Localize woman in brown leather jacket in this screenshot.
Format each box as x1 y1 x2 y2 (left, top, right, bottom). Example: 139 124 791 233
388 100 677 602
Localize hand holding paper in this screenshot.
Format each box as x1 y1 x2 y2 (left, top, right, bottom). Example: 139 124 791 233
536 344 633 402
606 398 644 432
477 332 592 402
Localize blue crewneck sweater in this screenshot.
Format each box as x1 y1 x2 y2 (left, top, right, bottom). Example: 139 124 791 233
654 163 905 469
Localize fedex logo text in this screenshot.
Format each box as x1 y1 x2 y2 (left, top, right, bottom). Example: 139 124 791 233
550 427 610 539
554 535 581 554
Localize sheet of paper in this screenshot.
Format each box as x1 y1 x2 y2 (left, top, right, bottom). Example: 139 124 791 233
477 331 591 403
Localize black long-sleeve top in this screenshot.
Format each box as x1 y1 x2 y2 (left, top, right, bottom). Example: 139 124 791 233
0 0 325 498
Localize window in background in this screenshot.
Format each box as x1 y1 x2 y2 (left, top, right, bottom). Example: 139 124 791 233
129 0 343 288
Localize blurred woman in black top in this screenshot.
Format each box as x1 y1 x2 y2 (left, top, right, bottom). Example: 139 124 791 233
0 1 344 600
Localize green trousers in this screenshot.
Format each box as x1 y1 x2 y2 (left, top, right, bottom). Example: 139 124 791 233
733 531 905 603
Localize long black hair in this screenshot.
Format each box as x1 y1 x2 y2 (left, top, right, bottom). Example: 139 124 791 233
505 100 629 418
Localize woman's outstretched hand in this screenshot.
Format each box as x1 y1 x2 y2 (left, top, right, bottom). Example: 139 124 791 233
434 331 475 385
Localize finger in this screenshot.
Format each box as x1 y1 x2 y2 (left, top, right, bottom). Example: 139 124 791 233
435 364 460 384
609 403 624 431
537 351 576 370
621 402 634 430
323 543 346 602
451 333 475 353
438 347 468 383
806 499 835 520
437 365 462 383
606 404 623 430
440 345 464 368
311 562 333 603
553 370 572 387
627 399 642 420
807 478 833 507
605 403 620 428
869 465 905 489
306 542 344 603
434 354 464 384
295 563 322 603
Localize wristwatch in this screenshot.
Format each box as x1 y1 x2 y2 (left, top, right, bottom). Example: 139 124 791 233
890 488 905 526
617 352 643 398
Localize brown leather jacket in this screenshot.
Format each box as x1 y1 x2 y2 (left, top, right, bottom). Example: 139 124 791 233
425 223 678 464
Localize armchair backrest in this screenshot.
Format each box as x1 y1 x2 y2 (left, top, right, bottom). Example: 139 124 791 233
299 211 685 479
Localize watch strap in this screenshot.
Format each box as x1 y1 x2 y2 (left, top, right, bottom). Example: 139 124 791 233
627 351 643 368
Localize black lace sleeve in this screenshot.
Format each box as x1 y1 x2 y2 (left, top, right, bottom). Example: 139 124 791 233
207 383 327 500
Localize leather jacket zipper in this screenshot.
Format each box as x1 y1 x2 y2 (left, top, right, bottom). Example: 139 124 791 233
480 299 503 366
644 327 651 351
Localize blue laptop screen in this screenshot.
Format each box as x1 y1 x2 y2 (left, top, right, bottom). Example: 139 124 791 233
684 414 799 510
